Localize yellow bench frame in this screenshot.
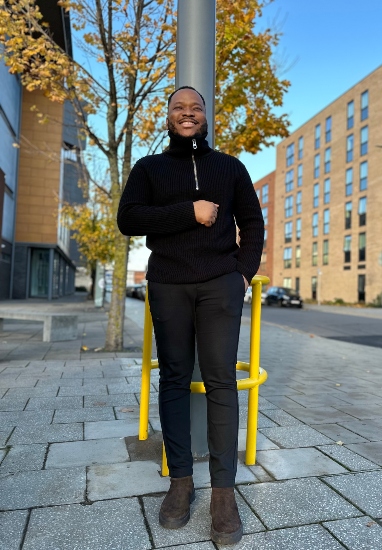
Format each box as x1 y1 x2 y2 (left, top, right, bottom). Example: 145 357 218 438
138 275 270 476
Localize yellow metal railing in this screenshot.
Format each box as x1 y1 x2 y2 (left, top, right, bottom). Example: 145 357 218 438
139 275 270 476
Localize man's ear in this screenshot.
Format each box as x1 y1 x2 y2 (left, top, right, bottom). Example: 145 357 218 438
165 117 169 130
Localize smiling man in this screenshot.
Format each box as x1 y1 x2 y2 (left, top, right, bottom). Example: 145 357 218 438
117 86 264 545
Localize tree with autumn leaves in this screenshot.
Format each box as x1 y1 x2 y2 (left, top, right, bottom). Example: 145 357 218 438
0 0 290 350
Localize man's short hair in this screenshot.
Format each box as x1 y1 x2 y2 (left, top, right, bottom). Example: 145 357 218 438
167 86 206 108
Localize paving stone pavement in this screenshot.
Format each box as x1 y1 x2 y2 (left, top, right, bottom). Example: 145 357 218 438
0 296 382 548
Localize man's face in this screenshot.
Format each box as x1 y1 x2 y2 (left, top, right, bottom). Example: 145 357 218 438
167 88 207 138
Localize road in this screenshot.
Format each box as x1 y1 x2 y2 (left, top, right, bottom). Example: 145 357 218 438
242 303 382 349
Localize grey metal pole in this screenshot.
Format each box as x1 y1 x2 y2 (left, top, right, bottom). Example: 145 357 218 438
176 0 216 456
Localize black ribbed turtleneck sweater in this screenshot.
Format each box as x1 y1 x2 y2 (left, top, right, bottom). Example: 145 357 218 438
117 133 264 284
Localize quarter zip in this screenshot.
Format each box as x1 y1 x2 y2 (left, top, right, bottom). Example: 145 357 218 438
192 154 199 190
192 139 197 150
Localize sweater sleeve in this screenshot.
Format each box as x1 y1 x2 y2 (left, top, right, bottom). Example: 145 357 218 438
233 163 264 284
117 160 198 236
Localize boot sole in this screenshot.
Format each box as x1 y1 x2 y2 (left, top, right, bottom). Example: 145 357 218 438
159 490 195 529
210 523 243 545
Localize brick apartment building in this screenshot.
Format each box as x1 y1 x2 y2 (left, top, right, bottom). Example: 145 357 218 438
255 65 382 304
253 171 275 287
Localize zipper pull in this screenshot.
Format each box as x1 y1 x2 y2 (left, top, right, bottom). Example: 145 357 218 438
192 139 197 150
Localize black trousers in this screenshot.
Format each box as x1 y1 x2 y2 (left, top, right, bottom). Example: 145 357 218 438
148 271 245 487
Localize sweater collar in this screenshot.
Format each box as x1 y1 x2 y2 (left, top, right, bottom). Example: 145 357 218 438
164 130 212 159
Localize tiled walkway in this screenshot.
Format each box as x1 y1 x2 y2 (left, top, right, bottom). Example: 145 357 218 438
0 297 382 548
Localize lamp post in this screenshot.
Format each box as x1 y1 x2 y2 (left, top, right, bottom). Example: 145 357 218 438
176 0 216 456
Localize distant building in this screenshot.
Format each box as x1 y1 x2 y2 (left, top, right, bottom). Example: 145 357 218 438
0 2 87 300
254 66 382 303
253 171 274 287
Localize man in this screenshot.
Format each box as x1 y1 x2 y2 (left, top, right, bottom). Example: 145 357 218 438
118 86 264 545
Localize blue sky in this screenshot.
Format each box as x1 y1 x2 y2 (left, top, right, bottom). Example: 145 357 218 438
241 0 382 182
129 0 382 269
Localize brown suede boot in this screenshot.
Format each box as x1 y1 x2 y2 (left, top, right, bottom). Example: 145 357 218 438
210 487 243 545
159 476 195 529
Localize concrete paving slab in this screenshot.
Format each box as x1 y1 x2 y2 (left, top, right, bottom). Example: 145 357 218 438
8 422 83 445
238 430 279 452
323 516 382 550
0 429 12 446
345 441 382 465
53 407 115 423
248 464 273 482
0 378 38 388
84 394 138 408
0 444 47 473
331 404 382 420
58 385 108 396
324 470 382 516
285 406 356 425
338 419 382 442
258 396 279 410
0 467 86 510
318 444 379 471
115 405 153 420
25 396 83 410
143 488 265 548
192 460 257 489
87 461 169 500
257 412 279 429
84 419 141 439
256 448 347 479
260 425 333 448
5 387 58 397
160 544 215 550
222 524 345 550
23 498 151 550
261 409 304 426
0 410 54 427
0 510 29 550
45 438 129 468
238 477 361 529
313 423 369 443
0 397 29 411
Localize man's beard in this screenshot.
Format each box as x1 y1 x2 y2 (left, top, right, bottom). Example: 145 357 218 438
167 119 208 140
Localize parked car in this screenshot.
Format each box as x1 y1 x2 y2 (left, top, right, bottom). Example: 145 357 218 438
243 287 267 305
265 286 303 308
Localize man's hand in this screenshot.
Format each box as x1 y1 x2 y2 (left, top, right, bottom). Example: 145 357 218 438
243 276 249 292
194 200 219 227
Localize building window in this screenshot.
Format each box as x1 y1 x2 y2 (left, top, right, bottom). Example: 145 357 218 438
323 208 330 235
359 232 366 262
360 161 368 191
296 190 302 214
347 100 354 130
285 196 293 218
297 164 303 187
283 277 292 289
298 136 304 160
256 188 260 198
360 126 368 156
296 218 301 240
262 207 268 225
358 274 366 302
324 147 331 173
296 245 301 268
262 184 269 204
312 242 318 266
315 124 321 149
323 240 329 265
283 247 292 269
345 201 352 230
346 134 354 162
285 169 294 193
361 90 369 121
312 212 318 237
358 197 367 226
286 143 295 166
295 277 300 292
324 178 331 204
264 229 267 249
346 168 353 196
314 154 320 178
344 235 351 263
313 183 319 208
284 221 293 243
325 116 332 143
